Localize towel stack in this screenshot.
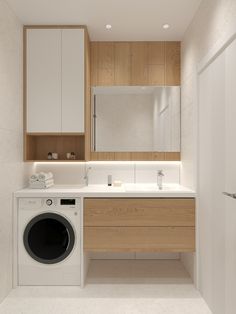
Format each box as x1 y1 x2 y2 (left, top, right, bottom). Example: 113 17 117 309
29 172 54 189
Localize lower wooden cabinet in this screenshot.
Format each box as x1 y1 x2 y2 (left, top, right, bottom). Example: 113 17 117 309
83 198 195 253
84 226 195 252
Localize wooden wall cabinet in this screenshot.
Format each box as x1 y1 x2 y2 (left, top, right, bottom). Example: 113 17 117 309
84 198 195 252
91 41 180 86
24 26 90 161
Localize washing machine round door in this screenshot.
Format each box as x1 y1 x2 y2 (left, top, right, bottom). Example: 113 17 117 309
23 213 75 264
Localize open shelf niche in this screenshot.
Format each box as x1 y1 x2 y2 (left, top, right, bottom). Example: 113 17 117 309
25 134 85 162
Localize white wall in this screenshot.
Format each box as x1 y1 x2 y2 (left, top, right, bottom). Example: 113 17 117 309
34 162 180 186
0 0 33 302
181 0 236 303
181 0 236 189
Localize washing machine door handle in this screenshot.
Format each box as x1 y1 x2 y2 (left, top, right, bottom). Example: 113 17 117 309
63 228 71 251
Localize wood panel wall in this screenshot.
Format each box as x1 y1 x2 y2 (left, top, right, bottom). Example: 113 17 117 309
84 28 91 161
90 41 180 86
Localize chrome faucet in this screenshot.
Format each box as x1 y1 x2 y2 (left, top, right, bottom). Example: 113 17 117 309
84 166 92 186
157 170 164 190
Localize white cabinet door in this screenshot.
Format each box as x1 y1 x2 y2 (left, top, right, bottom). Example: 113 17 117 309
27 29 61 132
225 38 236 314
61 29 84 132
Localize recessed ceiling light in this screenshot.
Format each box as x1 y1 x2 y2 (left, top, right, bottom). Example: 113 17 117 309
106 24 112 30
162 23 170 29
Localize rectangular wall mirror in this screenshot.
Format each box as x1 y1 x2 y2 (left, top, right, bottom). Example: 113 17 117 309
91 86 180 155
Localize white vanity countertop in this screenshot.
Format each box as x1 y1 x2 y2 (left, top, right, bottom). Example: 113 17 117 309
14 184 196 198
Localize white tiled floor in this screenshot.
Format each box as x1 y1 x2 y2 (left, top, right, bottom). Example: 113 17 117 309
0 260 211 314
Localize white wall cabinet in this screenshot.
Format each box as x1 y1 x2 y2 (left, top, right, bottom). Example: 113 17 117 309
61 29 84 132
27 29 62 132
26 28 84 133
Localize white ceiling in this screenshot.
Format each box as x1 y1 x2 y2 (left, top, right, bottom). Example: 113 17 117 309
6 0 202 41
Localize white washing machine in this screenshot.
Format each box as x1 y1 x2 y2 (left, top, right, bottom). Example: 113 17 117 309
18 197 81 286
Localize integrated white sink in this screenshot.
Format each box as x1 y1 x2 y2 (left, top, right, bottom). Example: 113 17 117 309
124 183 184 193
80 184 125 192
76 183 193 195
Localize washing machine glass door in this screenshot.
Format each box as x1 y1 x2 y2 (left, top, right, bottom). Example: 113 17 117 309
23 213 75 264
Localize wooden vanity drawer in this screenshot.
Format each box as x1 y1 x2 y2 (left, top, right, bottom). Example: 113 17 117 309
84 226 195 252
84 198 195 227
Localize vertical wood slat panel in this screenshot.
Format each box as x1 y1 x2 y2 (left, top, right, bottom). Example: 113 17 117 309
165 42 181 86
90 41 180 86
147 42 165 85
130 42 148 85
114 42 131 85
98 42 115 85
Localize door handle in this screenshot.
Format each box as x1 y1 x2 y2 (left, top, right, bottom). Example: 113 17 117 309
223 192 236 199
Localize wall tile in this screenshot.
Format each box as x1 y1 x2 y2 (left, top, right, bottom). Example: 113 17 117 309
34 163 86 185
135 163 180 185
87 163 135 185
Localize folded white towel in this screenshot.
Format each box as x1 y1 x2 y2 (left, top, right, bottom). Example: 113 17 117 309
29 178 38 184
30 184 54 189
38 172 53 182
32 178 54 186
30 173 39 182
29 179 54 189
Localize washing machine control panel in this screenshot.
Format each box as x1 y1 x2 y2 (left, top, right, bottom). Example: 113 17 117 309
45 198 80 209
46 199 53 206
19 197 80 210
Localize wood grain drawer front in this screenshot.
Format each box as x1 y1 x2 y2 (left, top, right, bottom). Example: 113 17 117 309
84 227 195 252
84 198 195 227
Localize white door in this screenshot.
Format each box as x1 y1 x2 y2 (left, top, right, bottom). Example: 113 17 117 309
27 29 61 132
198 52 226 314
224 38 236 314
199 37 236 314
61 29 84 133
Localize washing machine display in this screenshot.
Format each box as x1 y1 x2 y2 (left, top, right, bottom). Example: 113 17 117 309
23 213 75 264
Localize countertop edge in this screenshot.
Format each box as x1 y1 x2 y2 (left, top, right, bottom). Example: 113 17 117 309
14 189 196 198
